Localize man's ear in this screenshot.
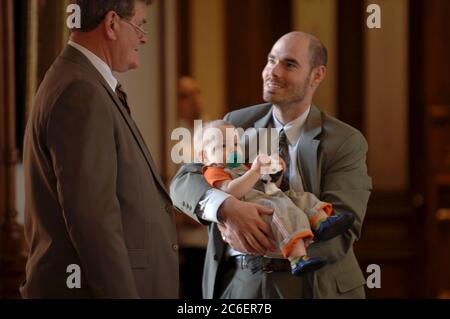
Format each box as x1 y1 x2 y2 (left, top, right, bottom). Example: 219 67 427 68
311 65 326 88
103 11 118 40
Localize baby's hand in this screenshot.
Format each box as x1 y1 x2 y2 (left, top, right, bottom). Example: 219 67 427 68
267 154 285 185
250 154 272 174
271 154 285 172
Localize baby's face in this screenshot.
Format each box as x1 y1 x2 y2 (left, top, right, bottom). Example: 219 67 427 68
203 125 243 165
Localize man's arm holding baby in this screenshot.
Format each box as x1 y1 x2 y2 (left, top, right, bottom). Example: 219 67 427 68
170 163 276 255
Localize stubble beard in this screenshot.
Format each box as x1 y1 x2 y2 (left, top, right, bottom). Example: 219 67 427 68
263 76 310 109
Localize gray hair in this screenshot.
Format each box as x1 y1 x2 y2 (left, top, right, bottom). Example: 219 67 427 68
69 0 153 32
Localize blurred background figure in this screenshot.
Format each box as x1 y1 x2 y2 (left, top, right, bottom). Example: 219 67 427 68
175 76 207 299
177 76 203 128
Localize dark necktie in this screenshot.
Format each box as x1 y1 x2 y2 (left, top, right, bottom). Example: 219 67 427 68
115 83 131 115
279 128 290 191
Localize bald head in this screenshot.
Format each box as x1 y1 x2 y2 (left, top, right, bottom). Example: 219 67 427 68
262 31 328 121
277 32 328 70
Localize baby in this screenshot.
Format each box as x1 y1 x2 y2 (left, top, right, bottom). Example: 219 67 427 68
195 120 355 276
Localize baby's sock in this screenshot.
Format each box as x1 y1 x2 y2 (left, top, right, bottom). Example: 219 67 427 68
289 256 301 267
313 217 328 231
289 256 309 267
311 209 330 231
286 238 307 267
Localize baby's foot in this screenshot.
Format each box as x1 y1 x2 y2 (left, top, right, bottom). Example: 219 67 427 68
291 255 326 276
314 213 355 242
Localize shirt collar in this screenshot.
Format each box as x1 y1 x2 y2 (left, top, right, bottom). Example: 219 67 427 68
68 40 118 91
272 105 311 145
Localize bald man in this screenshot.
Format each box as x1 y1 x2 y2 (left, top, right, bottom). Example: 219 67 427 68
170 32 372 299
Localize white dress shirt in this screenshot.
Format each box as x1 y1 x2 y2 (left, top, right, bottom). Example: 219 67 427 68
68 40 118 91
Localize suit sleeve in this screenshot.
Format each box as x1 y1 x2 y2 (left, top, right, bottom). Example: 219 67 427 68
170 164 213 224
46 80 139 298
308 131 372 262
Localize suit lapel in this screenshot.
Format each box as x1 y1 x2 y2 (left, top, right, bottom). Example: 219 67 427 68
103 84 170 199
60 45 170 200
254 107 273 129
255 107 275 158
298 105 322 195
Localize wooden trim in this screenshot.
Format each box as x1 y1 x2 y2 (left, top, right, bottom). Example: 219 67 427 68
0 0 6 228
355 190 417 298
4 0 19 228
26 0 39 122
158 0 168 183
177 0 190 76
337 0 365 132
409 0 427 298
36 2 66 87
0 0 26 299
225 0 292 112
412 0 450 298
61 0 71 47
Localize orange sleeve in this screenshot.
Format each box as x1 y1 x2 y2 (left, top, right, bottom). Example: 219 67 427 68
203 166 232 187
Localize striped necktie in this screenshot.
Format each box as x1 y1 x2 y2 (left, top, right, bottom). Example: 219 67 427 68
115 83 131 115
279 128 290 191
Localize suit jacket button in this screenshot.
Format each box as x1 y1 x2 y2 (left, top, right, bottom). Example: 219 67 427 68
214 254 219 261
172 244 179 251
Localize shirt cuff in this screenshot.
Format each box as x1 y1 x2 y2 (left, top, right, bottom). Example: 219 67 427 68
199 189 231 223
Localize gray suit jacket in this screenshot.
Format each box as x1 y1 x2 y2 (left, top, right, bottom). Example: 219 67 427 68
170 103 372 299
21 45 179 298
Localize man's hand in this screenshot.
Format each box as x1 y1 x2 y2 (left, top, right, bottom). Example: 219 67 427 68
217 196 276 255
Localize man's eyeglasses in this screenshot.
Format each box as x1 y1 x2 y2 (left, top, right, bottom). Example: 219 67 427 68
117 14 148 38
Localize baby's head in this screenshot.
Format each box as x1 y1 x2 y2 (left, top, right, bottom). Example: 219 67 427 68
194 120 243 166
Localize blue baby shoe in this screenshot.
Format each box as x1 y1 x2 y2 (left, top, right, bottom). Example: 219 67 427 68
291 255 326 276
314 213 355 242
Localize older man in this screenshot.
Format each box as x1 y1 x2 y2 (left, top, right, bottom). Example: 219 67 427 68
21 0 178 298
